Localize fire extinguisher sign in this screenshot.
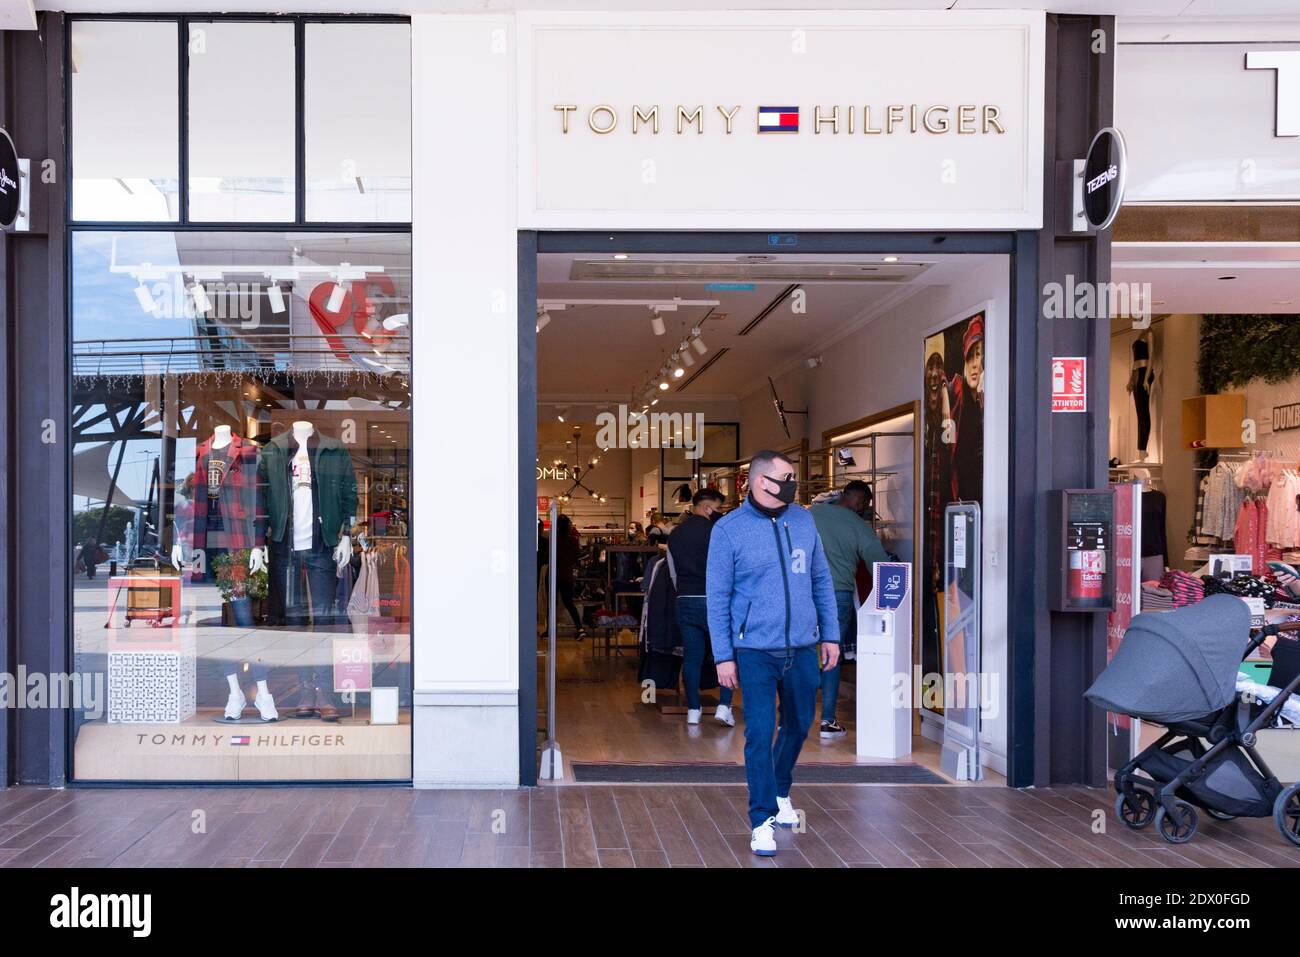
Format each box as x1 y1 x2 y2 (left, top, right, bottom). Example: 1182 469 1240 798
1051 357 1087 413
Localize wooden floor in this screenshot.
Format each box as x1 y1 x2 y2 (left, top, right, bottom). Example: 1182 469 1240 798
2 782 1297 868
544 636 983 781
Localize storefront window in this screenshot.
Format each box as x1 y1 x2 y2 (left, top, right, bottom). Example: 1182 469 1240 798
187 21 296 222
70 20 181 222
304 22 411 223
69 230 412 781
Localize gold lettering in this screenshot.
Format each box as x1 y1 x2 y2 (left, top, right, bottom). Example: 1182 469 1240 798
814 105 840 134
982 104 1005 134
862 106 882 135
677 105 703 134
716 104 741 134
633 105 659 134
848 107 854 134
886 105 905 134
588 105 617 134
923 105 950 134
958 105 977 134
910 104 918 133
553 104 577 134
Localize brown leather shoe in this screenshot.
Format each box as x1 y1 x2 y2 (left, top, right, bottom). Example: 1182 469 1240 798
315 687 340 722
294 685 318 718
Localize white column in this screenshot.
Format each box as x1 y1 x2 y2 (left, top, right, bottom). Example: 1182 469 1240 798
411 14 520 787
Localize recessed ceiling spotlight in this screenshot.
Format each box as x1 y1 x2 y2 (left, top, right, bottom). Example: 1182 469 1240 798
673 367 685 378
883 256 899 263
658 381 670 391
1274 299 1294 305
614 253 629 260
1217 275 1237 281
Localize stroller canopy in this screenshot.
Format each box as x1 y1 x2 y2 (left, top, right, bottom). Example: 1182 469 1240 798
1086 594 1251 724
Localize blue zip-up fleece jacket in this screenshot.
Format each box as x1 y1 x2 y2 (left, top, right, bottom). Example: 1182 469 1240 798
705 498 840 664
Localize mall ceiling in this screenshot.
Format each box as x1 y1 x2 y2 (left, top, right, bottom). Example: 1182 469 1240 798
1112 244 1300 315
536 252 1000 403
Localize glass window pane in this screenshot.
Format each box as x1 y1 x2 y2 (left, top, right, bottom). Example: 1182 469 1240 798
304 23 411 222
70 230 413 782
71 21 180 222
188 22 296 222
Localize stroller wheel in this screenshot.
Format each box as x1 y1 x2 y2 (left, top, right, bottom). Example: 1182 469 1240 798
1205 808 1237 822
1274 784 1300 848
1156 801 1198 845
1115 790 1156 830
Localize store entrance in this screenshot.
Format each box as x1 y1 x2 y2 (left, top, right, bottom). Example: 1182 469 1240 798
524 238 1012 785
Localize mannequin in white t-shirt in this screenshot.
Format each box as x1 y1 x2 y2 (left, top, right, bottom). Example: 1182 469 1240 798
289 420 352 570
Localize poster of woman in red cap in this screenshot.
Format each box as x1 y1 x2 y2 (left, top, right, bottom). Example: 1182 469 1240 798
920 309 985 710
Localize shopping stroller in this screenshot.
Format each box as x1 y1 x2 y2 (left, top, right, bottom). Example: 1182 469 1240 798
1086 594 1300 847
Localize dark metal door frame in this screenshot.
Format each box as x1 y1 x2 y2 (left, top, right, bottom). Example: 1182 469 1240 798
517 229 1038 788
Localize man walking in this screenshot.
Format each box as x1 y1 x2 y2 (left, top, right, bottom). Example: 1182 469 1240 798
707 451 839 857
666 489 731 727
811 480 888 738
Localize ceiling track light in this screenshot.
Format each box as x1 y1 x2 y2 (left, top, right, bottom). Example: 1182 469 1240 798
266 282 285 314
326 281 348 314
536 309 552 333
189 280 212 315
650 307 666 336
134 281 156 314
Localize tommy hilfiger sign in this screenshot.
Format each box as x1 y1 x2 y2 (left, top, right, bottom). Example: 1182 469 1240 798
552 103 1008 136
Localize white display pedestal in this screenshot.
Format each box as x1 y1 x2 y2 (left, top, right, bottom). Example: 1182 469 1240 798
856 562 913 760
107 634 197 724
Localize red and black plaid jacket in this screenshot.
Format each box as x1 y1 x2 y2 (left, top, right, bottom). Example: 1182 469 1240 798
180 433 265 552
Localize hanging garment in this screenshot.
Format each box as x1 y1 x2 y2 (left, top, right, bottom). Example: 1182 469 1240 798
1140 488 1169 568
1234 498 1261 570
637 554 684 690
347 552 375 634
1201 463 1245 540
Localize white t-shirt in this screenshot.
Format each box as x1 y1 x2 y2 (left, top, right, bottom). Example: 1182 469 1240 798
291 442 314 550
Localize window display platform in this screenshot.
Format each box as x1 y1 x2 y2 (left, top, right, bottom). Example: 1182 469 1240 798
73 712 411 782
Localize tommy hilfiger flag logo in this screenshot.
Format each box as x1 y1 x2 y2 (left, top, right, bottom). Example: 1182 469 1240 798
757 106 799 133
230 736 251 746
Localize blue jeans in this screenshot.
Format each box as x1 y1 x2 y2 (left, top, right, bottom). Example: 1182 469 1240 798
821 590 856 723
736 646 820 828
675 597 732 710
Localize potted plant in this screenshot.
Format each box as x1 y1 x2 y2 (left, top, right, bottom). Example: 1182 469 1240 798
213 549 269 627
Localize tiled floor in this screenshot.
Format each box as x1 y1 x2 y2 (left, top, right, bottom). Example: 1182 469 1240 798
1 783 1297 868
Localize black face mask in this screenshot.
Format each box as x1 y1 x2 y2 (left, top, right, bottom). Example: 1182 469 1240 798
708 510 722 523
764 476 798 506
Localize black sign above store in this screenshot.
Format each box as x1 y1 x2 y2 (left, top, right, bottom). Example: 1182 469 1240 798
0 127 20 229
1082 127 1126 230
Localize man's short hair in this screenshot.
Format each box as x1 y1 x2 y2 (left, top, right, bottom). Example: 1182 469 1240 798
749 449 793 478
843 479 872 501
691 488 720 507
703 488 726 504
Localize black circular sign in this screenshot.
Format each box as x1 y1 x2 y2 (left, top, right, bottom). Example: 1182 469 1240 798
0 128 19 229
1082 127 1126 231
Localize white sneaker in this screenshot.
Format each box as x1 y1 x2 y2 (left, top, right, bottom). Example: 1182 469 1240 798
223 689 246 721
775 795 800 828
714 704 735 727
253 690 279 722
750 817 778 857
686 709 702 726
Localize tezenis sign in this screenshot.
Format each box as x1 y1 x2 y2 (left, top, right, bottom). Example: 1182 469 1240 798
552 102 1007 136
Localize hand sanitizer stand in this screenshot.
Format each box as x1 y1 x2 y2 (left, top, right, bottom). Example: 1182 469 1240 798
856 562 913 759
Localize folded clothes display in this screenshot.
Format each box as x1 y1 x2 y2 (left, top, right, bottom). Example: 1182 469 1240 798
1203 573 1279 606
1140 585 1176 611
1159 569 1204 607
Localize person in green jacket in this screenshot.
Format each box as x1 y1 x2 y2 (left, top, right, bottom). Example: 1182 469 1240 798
810 480 888 738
